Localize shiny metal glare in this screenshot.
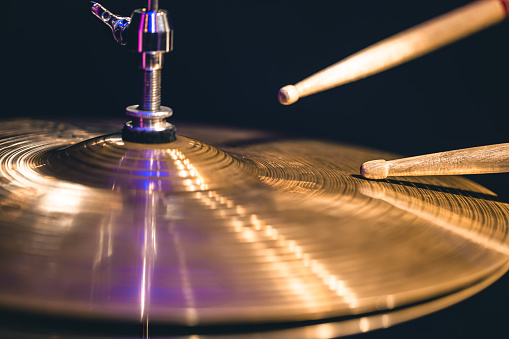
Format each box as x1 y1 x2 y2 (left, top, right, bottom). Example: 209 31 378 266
0 120 508 338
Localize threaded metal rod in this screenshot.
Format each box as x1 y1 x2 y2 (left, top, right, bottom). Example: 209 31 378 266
121 0 176 143
139 68 162 111
138 52 163 112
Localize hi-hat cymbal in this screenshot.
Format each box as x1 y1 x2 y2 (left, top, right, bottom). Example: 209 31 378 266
0 119 508 338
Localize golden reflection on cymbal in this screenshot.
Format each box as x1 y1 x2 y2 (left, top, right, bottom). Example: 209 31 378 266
196 189 359 312
0 120 508 338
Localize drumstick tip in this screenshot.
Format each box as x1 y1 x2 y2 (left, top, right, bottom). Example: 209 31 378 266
361 159 388 179
278 85 300 105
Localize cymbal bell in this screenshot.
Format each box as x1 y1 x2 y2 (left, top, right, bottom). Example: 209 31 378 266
0 119 508 338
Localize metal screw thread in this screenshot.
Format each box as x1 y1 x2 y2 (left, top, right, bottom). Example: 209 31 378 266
139 68 162 111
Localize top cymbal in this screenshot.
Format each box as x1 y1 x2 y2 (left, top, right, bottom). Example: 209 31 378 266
0 119 508 338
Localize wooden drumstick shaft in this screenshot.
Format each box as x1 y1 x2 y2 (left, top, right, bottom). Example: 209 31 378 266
279 0 509 105
360 143 509 179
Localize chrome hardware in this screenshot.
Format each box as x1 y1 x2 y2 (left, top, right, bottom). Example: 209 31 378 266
91 2 131 45
90 2 176 144
129 9 173 53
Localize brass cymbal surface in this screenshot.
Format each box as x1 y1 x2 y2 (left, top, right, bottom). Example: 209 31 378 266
0 119 508 338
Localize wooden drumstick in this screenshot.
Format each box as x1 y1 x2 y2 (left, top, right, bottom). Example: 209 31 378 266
360 143 509 179
279 0 509 105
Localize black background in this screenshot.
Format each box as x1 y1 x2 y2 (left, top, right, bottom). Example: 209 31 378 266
2 0 509 338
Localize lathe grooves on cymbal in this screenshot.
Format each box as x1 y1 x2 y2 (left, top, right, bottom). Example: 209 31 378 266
34 134 260 191
0 120 508 337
